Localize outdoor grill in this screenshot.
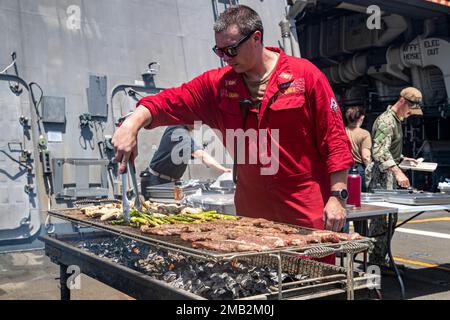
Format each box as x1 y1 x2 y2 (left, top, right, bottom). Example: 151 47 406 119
40 207 379 300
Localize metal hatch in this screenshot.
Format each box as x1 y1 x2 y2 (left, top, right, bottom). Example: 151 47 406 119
0 75 42 248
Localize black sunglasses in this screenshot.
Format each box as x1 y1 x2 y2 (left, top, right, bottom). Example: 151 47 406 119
212 31 255 58
404 98 421 108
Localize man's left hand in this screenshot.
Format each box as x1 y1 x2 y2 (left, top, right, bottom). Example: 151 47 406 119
402 157 419 167
323 196 347 231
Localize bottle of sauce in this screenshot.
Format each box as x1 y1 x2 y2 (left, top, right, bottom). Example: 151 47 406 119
347 167 361 208
174 180 183 202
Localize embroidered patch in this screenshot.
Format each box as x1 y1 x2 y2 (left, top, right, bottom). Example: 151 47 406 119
290 78 305 91
278 72 293 81
330 97 339 111
283 87 298 95
279 81 293 90
279 78 305 96
220 89 239 99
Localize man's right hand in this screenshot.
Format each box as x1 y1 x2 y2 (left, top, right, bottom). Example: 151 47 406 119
112 121 139 174
112 105 152 173
222 167 232 173
390 166 410 188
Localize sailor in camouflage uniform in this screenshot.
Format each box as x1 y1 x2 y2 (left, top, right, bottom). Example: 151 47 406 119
367 87 423 266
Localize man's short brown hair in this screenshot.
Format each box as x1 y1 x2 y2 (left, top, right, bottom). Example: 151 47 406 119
213 5 264 42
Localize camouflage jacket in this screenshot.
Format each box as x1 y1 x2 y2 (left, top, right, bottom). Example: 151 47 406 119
371 106 403 171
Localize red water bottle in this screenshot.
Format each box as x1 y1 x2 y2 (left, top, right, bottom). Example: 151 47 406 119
347 167 361 208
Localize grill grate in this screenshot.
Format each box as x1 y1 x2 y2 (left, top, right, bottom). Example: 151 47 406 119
42 231 378 300
48 208 372 261
240 254 348 279
65 234 361 299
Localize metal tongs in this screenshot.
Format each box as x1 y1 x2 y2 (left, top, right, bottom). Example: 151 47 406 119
115 114 141 222
121 161 142 223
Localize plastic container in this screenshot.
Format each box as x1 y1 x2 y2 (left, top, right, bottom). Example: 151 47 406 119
347 166 361 208
186 193 236 215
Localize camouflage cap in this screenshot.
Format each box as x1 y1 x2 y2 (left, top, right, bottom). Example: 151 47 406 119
400 87 423 115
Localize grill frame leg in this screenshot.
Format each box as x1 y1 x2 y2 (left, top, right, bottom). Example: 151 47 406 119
59 264 71 301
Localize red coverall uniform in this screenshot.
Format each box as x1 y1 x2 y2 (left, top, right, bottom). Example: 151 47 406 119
138 47 353 233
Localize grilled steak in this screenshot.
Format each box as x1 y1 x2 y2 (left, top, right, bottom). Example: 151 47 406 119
311 231 344 243
192 239 269 252
335 232 362 241
234 235 288 248
251 219 299 234
279 234 309 246
141 224 189 236
141 215 362 252
180 231 228 242
183 224 216 233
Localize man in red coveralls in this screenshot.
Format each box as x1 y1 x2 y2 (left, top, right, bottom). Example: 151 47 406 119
113 6 353 237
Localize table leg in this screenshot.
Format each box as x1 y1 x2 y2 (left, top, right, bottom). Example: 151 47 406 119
362 221 368 272
387 213 405 300
363 251 368 272
59 264 71 301
394 211 425 229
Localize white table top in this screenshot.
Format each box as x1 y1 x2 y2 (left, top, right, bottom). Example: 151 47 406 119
362 201 450 214
346 203 398 219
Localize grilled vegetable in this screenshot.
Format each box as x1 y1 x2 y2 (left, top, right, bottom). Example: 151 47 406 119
130 216 151 227
118 206 240 228
180 207 203 215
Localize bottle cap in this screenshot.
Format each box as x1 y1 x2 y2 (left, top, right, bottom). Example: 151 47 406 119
350 166 359 174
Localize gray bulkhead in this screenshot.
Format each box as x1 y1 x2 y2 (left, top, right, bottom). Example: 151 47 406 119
0 0 285 250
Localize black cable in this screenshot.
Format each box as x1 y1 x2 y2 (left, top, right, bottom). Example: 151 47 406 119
3 54 23 95
29 82 44 136
29 82 43 112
